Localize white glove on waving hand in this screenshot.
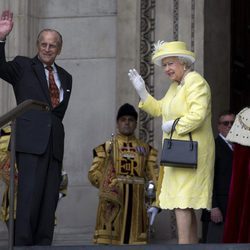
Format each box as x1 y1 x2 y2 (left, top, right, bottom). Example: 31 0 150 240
162 120 175 134
128 69 149 102
147 206 159 226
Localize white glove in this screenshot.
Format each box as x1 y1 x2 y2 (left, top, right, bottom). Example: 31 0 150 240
58 192 64 200
128 68 149 102
162 120 175 134
147 206 159 225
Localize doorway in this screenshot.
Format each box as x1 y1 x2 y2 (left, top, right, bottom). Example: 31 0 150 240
231 0 250 112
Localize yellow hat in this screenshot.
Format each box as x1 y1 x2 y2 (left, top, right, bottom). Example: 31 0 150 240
152 40 195 66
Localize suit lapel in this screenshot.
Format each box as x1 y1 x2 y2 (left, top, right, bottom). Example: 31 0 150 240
218 135 233 153
55 64 70 102
31 56 51 105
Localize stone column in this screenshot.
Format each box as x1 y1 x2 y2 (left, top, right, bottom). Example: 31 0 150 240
0 0 35 244
153 0 205 242
116 0 205 243
116 0 141 109
0 0 36 115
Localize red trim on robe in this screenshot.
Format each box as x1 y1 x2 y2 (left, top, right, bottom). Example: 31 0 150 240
223 143 250 243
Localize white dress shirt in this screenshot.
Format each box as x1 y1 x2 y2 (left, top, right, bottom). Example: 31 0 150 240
219 133 233 151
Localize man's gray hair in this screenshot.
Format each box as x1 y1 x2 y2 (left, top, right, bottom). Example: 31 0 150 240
36 29 63 49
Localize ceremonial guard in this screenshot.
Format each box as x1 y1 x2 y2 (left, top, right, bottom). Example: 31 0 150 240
88 103 158 244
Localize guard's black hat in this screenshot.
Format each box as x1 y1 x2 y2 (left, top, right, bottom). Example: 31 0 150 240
116 103 138 121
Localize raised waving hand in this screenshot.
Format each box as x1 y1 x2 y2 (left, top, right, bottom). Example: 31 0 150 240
0 10 14 40
128 68 149 102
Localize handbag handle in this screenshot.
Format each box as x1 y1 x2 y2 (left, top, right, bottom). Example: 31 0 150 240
168 118 195 150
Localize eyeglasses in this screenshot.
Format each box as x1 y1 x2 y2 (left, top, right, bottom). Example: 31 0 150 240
220 121 235 126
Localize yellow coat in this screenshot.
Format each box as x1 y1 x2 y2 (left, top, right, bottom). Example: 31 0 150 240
139 71 215 209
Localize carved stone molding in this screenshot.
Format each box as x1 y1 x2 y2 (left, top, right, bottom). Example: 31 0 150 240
191 0 195 51
139 0 155 144
173 0 179 40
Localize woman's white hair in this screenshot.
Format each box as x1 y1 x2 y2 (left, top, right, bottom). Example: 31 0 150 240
178 56 193 68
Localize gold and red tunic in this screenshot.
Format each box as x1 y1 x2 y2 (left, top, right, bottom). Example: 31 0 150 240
88 134 158 245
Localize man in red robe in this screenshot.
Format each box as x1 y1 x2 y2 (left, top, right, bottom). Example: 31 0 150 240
223 107 250 243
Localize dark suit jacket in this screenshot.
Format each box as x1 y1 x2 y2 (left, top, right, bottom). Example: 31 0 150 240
201 135 233 221
0 42 72 161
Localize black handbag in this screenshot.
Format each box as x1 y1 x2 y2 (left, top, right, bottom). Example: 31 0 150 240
160 118 198 168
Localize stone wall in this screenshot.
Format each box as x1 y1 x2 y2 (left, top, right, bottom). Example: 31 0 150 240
0 0 117 245
0 0 231 246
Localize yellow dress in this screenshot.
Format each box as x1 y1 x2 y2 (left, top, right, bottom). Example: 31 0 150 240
139 71 215 209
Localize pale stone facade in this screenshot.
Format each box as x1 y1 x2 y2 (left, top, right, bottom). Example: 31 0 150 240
0 0 231 246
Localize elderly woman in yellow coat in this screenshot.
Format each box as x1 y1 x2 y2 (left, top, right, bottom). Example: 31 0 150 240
128 41 215 244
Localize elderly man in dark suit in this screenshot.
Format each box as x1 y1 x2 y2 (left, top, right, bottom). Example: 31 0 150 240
201 111 235 243
0 10 72 246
